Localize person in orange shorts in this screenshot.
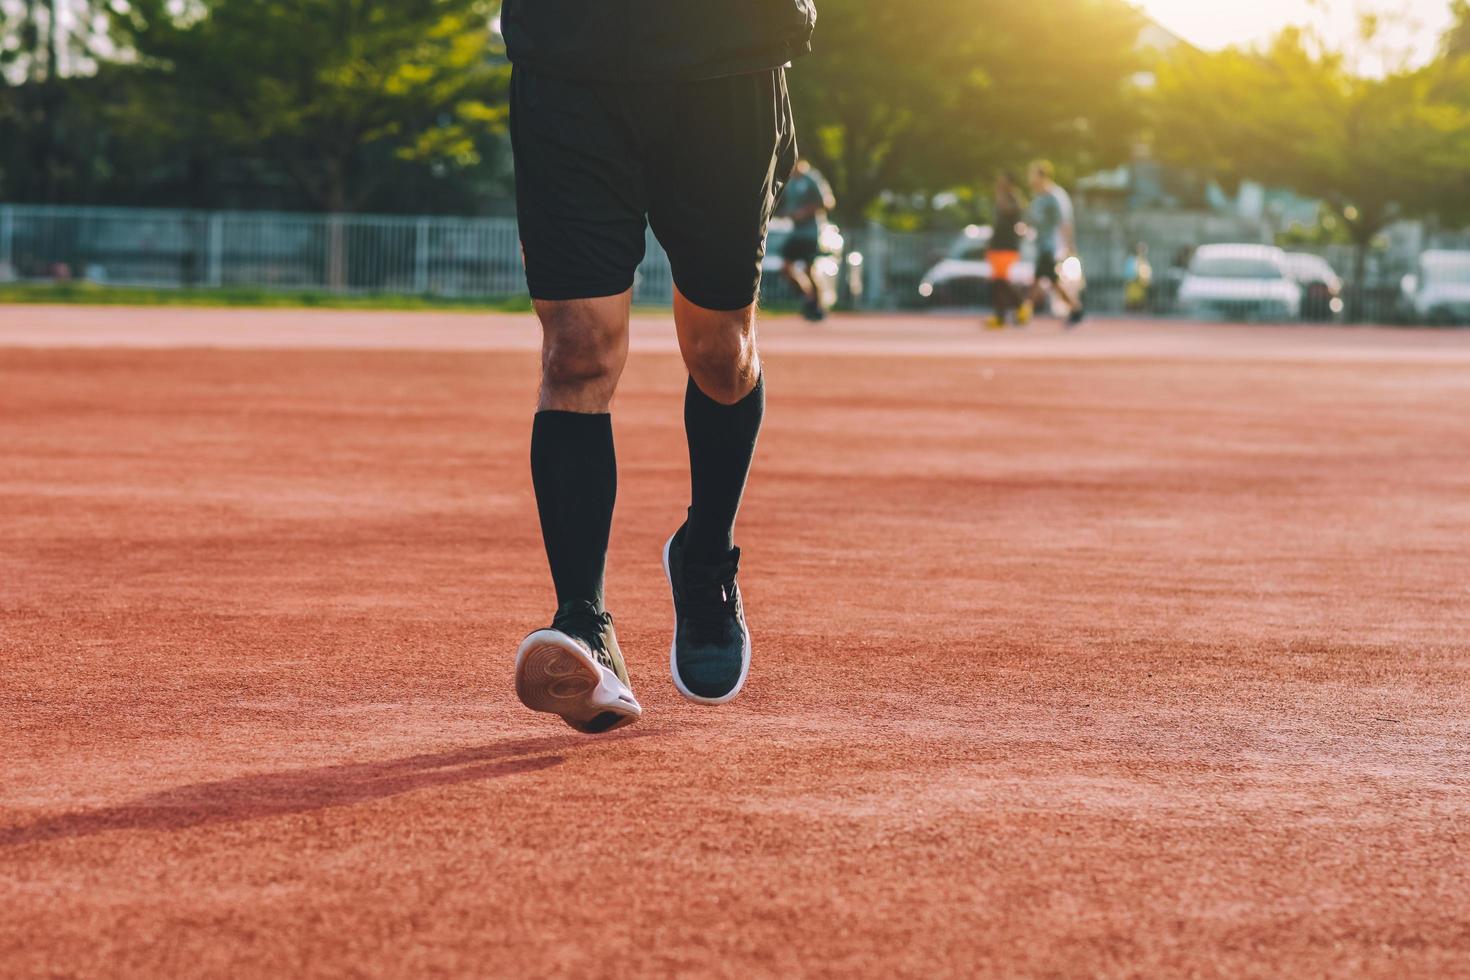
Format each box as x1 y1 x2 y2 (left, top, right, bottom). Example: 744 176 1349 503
985 172 1025 329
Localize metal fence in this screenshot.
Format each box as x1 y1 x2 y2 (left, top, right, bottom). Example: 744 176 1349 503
0 204 685 305
2 203 1463 324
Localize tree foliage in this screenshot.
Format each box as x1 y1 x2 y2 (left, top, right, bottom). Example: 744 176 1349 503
1431 5 1470 224
1443 0 1470 60
788 0 1145 222
0 1 116 200
1152 25 1470 284
110 0 508 212
7 0 1470 239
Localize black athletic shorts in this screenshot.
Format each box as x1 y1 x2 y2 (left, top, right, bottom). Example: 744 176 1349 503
1034 250 1059 283
511 66 798 311
780 232 820 266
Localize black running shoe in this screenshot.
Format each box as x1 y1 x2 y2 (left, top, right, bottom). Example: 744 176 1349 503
663 525 751 704
515 601 641 734
1066 307 1087 328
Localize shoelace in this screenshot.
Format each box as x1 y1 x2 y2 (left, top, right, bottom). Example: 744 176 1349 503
680 558 740 646
553 602 616 669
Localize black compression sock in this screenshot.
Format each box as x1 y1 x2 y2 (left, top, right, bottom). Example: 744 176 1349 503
684 374 765 563
530 411 616 612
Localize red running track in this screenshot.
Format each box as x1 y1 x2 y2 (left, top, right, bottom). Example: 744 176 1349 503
3 307 1468 977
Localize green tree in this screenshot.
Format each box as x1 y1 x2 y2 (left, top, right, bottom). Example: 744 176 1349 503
1443 0 1470 60
112 0 508 214
1152 27 1470 311
1431 3 1470 226
1 0 113 200
788 0 1144 223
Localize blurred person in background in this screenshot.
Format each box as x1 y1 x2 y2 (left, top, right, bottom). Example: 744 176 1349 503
778 158 836 322
1124 241 1153 312
1018 160 1085 328
502 0 817 733
986 171 1026 329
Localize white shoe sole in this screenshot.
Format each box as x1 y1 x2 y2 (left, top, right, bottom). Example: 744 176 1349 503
663 534 752 706
515 630 642 734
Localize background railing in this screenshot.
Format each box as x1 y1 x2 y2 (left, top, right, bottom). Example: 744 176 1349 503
2 203 1464 325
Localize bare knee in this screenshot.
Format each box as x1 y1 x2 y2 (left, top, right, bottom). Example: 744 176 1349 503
536 296 629 412
543 327 618 389
680 307 759 405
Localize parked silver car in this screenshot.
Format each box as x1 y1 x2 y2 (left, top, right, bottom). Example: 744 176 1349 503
1178 244 1302 321
1283 252 1344 321
1400 250 1470 325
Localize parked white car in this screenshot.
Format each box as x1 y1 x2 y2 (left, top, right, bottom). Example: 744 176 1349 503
1400 250 1470 325
1178 244 1302 321
1282 252 1345 321
917 225 1037 307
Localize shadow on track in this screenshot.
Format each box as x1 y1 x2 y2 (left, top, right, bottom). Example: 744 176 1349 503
2 731 652 847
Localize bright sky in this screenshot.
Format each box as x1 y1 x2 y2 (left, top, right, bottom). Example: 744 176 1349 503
1137 0 1454 67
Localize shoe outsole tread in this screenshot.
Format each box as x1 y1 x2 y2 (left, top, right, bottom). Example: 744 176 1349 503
515 631 641 735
